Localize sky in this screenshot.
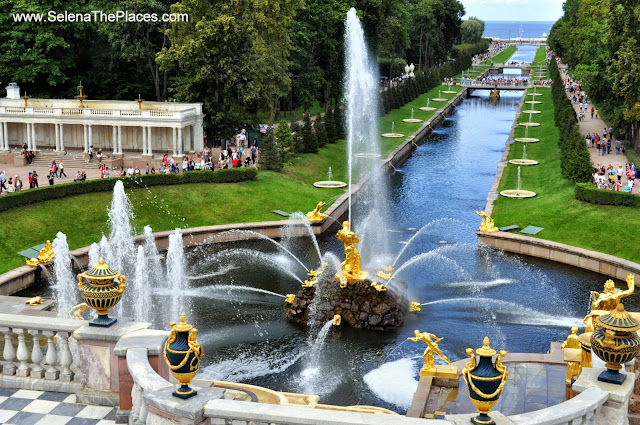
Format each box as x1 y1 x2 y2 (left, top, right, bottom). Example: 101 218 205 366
459 0 564 22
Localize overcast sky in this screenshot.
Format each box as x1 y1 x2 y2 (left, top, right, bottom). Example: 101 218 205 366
459 0 564 21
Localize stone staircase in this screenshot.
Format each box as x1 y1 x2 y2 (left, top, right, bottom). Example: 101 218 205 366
30 152 100 169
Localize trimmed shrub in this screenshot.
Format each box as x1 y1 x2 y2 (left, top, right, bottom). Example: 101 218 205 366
301 112 318 153
575 183 640 207
0 168 257 212
258 126 283 171
315 116 328 148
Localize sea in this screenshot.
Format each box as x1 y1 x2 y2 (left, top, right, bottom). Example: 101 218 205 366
483 21 554 40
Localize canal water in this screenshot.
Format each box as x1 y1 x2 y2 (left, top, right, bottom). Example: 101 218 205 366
188 87 635 411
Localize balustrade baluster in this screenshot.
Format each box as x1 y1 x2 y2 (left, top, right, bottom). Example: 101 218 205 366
131 382 142 424
43 331 59 380
1 327 15 375
28 330 44 378
14 329 29 377
57 332 74 382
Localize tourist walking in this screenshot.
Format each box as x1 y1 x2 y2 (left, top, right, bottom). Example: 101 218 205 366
14 175 22 191
28 172 34 189
6 177 14 193
0 170 5 194
59 161 67 178
51 160 59 178
88 145 94 162
32 171 39 188
47 169 55 186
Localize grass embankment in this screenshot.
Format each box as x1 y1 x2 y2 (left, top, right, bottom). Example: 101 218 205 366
491 87 640 263
0 85 461 274
529 46 549 79
488 45 517 64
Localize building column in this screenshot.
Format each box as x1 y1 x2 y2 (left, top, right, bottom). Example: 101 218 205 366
54 124 59 152
25 123 31 151
112 126 117 155
83 125 88 153
194 118 204 152
31 123 36 152
117 126 122 155
88 125 93 150
59 124 65 152
147 127 153 156
3 123 8 151
177 127 183 156
0 122 4 151
142 125 147 155
172 127 177 156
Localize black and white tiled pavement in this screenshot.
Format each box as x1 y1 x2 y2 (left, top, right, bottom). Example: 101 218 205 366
0 389 116 425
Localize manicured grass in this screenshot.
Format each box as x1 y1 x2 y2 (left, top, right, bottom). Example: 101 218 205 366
532 46 547 65
492 87 640 262
488 45 517 64
0 85 458 274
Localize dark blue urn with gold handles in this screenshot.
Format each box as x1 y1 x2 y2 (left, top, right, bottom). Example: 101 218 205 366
461 337 509 425
591 303 640 384
164 313 204 399
76 258 126 327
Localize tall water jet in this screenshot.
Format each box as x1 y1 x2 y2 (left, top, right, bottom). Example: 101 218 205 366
143 225 164 285
88 243 100 268
132 246 151 323
107 180 136 273
167 229 189 323
344 9 388 252
52 232 78 318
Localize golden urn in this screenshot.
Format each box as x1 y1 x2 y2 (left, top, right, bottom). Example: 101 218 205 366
164 314 204 399
461 337 509 425
76 258 126 327
590 303 640 384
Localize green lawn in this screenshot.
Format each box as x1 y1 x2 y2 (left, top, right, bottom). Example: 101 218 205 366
0 85 458 275
491 87 640 262
488 45 517 64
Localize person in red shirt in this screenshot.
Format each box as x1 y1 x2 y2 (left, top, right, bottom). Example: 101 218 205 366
232 157 241 168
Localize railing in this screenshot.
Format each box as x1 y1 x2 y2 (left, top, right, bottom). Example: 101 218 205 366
126 347 172 424
5 107 25 114
62 108 83 115
0 313 85 390
0 106 194 121
508 387 608 425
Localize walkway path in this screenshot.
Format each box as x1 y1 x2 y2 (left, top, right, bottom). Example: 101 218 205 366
559 65 628 171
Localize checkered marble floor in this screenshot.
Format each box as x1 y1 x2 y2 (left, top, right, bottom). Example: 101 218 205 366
0 389 116 425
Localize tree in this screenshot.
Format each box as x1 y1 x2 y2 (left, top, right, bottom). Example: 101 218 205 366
275 119 295 162
315 115 329 148
258 127 282 171
301 112 318 153
460 17 484 44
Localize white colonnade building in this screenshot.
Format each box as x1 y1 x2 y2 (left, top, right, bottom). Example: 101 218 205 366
0 84 204 157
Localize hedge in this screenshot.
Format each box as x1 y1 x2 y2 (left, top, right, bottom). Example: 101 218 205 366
575 183 640 207
0 167 257 212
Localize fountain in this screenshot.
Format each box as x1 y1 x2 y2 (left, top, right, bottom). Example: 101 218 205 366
508 145 538 166
419 98 436 112
381 121 404 138
402 108 422 123
432 90 448 102
500 165 536 198
442 82 456 94
313 166 347 188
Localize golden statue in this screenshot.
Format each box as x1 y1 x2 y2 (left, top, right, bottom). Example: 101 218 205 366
476 211 499 233
305 201 326 224
495 350 508 374
377 270 392 280
591 275 634 311
407 330 454 371
285 294 296 304
335 221 366 287
68 303 88 320
37 240 55 265
463 348 476 372
561 326 582 384
585 275 635 332
371 282 387 292
26 258 39 267
25 296 42 306
302 269 319 288
409 302 421 312
333 314 341 326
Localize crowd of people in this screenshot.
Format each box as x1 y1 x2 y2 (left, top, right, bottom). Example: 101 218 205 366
592 162 638 192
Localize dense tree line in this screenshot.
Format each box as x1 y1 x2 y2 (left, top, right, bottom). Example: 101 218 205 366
548 0 640 149
0 0 477 137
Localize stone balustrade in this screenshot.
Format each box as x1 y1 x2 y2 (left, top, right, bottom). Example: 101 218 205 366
126 347 172 424
508 387 608 425
0 105 194 121
0 312 85 393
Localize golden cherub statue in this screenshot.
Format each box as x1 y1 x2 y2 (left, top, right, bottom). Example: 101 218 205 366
476 211 499 233
335 221 366 287
407 330 453 371
68 303 88 320
591 275 634 311
333 314 341 326
285 294 296 304
38 240 55 265
305 201 326 224
561 326 582 384
371 282 387 292
409 302 421 312
25 296 42 306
